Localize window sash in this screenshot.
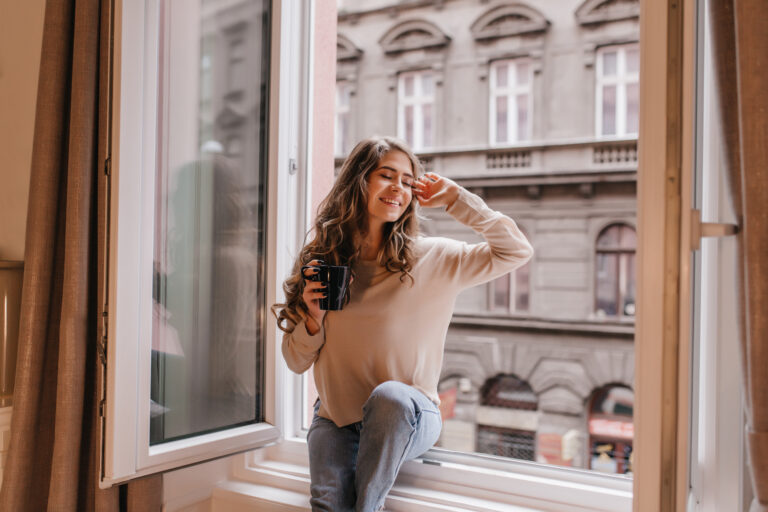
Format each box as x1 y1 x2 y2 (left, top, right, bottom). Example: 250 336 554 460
101 0 316 486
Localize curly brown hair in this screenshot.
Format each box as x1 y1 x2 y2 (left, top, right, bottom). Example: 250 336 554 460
271 136 424 333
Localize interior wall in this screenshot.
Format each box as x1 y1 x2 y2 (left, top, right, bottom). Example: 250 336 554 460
0 0 46 261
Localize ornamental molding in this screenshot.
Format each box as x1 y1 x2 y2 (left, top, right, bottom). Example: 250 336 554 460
379 19 451 55
337 33 363 62
470 3 550 42
575 0 640 26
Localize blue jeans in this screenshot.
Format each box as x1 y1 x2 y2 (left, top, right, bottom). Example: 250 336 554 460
306 381 442 512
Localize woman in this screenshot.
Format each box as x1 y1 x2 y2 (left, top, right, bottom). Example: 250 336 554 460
272 136 533 511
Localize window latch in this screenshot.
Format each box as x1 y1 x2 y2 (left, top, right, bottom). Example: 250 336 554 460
690 209 739 251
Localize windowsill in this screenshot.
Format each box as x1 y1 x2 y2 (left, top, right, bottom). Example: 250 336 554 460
222 437 632 512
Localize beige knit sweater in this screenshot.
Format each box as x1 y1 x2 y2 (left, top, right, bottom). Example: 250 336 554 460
281 186 534 427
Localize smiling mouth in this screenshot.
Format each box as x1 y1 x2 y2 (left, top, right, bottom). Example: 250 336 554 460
379 198 401 207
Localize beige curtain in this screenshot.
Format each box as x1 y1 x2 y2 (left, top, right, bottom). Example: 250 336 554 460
0 0 162 509
709 1 768 510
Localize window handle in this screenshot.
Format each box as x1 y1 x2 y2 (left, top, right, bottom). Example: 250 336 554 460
690 209 739 251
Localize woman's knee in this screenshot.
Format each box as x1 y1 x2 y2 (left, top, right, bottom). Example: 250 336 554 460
364 381 415 420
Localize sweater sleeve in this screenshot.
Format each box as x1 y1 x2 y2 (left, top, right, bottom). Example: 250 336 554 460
281 317 325 374
441 186 534 290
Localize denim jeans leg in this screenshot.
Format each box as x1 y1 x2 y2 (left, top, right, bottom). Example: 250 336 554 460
307 402 360 512
354 381 442 512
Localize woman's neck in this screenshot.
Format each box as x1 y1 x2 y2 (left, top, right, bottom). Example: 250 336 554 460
359 229 384 261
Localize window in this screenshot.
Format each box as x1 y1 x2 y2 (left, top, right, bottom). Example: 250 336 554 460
335 81 352 156
595 223 636 318
490 255 531 313
397 70 434 151
588 385 634 475
596 44 639 137
476 375 538 461
103 0 282 485
489 59 533 145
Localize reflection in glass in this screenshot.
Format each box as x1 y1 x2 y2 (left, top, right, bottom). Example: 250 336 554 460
150 0 270 445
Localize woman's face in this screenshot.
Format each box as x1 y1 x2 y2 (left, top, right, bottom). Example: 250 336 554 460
365 150 415 229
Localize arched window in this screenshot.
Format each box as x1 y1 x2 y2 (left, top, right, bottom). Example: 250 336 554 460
476 374 538 461
595 223 636 317
588 385 634 474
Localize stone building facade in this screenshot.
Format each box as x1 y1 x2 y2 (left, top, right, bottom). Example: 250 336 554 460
336 0 638 473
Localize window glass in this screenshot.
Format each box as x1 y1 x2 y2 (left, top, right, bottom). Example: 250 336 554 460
625 48 640 75
516 61 529 86
602 85 617 135
496 96 508 143
626 83 639 134
150 0 269 445
602 51 618 76
516 94 529 141
515 262 530 312
492 274 510 311
495 63 508 87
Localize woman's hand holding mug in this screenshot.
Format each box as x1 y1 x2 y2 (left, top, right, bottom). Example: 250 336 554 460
414 172 460 209
302 259 327 335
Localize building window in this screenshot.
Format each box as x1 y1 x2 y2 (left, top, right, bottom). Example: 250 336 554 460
397 70 434 151
490 251 531 313
475 374 538 461
335 81 353 156
489 59 533 145
595 223 636 317
596 44 639 137
588 385 634 475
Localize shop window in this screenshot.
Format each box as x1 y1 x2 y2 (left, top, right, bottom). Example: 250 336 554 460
476 374 538 461
588 385 634 474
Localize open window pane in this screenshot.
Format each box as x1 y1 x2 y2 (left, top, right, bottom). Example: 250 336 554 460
103 0 278 485
150 0 268 446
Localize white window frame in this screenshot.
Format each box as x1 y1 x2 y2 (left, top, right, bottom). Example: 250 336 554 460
489 59 534 146
595 44 639 138
397 70 435 151
686 2 745 510
334 81 352 157
101 0 311 486
229 2 692 509
219 1 699 511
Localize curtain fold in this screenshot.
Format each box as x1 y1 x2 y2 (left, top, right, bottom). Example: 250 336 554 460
709 0 768 510
0 0 162 509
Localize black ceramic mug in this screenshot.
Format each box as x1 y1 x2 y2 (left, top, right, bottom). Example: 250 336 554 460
301 262 352 311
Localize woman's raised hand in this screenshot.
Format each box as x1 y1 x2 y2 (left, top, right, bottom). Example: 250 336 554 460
302 259 327 335
414 172 460 209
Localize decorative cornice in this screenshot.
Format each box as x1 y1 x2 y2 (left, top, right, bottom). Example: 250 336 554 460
575 0 640 26
337 34 363 62
379 19 451 55
470 3 550 42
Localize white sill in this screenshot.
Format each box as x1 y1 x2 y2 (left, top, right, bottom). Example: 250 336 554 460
224 437 632 512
